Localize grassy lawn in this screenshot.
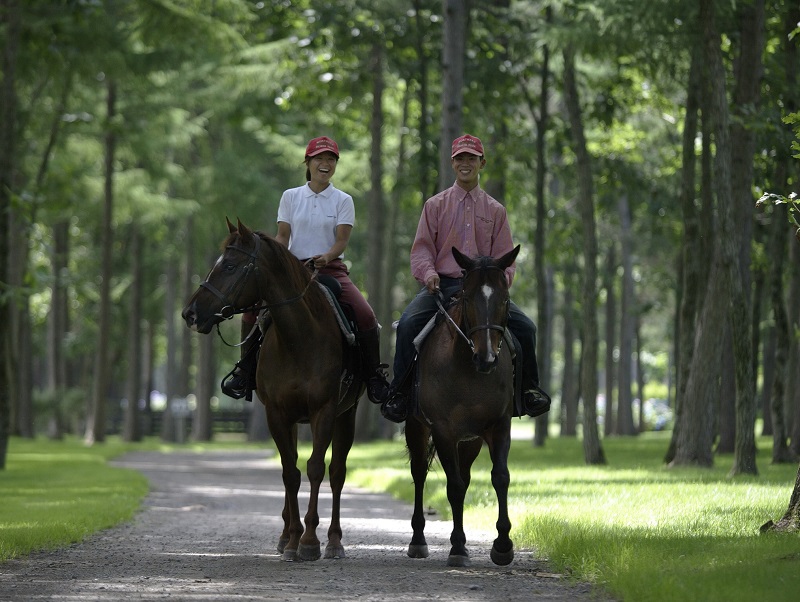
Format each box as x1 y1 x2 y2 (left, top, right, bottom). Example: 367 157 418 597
343 428 799 602
0 435 262 561
2 430 798 602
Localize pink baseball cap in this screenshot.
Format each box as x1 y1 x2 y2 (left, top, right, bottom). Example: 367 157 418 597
451 134 484 158
305 136 340 158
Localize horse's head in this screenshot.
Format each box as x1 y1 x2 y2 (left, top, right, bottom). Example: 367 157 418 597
182 218 263 334
453 245 520 374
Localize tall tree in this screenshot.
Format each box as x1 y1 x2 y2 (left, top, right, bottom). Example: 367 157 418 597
84 78 116 445
438 0 467 192
563 45 605 465
0 0 21 468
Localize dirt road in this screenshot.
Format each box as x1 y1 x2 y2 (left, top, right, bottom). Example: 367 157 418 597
0 450 609 601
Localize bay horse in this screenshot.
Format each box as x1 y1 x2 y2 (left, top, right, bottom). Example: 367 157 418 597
405 245 520 567
182 218 363 562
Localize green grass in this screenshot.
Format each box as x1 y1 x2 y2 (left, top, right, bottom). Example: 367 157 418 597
3 431 799 602
343 430 800 602
0 434 262 561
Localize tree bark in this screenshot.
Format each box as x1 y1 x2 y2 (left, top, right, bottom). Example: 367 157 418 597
617 194 636 436
603 244 616 436
438 0 467 192
562 45 604 465
0 0 21 468
560 271 578 437
123 225 142 442
85 78 117 445
533 15 551 447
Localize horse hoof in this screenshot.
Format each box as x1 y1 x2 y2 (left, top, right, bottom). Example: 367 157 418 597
407 544 429 559
281 548 298 562
447 554 470 568
277 537 290 554
298 543 321 561
490 545 514 566
324 544 345 559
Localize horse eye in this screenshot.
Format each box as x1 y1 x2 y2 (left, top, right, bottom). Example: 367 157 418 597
222 262 237 273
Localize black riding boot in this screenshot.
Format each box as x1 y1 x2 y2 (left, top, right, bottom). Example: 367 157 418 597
221 319 262 401
355 326 389 404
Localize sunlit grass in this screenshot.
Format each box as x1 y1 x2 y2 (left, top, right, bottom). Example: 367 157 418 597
0 434 267 561
343 431 799 602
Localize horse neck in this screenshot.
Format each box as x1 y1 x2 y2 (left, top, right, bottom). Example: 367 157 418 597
257 241 327 338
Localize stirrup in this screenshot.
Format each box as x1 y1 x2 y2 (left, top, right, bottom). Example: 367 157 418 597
221 365 252 401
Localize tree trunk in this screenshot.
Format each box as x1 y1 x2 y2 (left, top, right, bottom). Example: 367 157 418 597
603 244 616 437
562 45 604 465
438 0 467 192
665 43 702 463
123 225 143 442
767 205 795 463
193 325 215 442
85 79 117 445
161 257 179 442
533 18 551 448
46 219 70 439
727 0 763 477
412 0 434 200
0 0 21 469
617 194 636 436
560 272 578 437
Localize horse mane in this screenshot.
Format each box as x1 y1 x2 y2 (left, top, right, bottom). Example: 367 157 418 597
223 229 330 316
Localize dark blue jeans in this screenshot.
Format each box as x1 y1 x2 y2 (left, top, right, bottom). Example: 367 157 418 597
390 277 540 391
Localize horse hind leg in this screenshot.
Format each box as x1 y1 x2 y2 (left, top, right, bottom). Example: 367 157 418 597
405 419 430 559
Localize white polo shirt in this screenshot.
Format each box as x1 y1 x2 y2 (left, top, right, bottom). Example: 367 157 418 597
276 183 355 260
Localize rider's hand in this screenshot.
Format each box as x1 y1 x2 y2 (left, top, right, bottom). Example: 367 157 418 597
312 254 329 268
426 275 440 294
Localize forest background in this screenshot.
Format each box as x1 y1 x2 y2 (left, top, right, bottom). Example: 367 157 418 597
1 0 799 497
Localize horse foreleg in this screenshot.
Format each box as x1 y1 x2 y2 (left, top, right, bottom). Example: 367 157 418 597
298 407 336 561
324 408 356 559
405 418 431 559
486 424 514 566
271 421 303 561
433 434 474 567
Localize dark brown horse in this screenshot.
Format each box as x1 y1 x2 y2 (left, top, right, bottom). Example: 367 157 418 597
405 245 520 567
182 218 363 562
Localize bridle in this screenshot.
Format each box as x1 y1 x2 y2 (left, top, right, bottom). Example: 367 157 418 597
198 233 317 345
435 265 510 353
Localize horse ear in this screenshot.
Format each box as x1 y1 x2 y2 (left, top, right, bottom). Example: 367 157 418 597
497 245 521 270
452 246 474 271
237 218 252 238
226 217 236 233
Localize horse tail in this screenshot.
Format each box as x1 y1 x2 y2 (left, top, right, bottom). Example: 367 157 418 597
425 434 436 471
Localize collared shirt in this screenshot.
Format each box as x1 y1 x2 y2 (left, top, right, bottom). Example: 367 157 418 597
276 182 355 260
410 182 516 287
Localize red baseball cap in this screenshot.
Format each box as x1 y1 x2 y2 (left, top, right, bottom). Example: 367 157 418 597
451 134 484 158
305 136 340 158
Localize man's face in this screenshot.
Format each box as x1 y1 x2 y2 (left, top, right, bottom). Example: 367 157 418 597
451 153 485 188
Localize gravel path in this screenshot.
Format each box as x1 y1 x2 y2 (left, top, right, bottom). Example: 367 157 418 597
0 449 610 601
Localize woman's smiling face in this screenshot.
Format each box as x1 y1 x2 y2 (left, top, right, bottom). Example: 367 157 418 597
308 151 338 185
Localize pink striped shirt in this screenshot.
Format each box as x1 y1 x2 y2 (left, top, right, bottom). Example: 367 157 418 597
410 183 516 287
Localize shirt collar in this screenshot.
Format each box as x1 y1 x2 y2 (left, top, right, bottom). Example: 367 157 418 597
304 182 333 198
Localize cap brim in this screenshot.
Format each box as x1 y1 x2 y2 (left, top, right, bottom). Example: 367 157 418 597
451 149 483 158
307 149 339 158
